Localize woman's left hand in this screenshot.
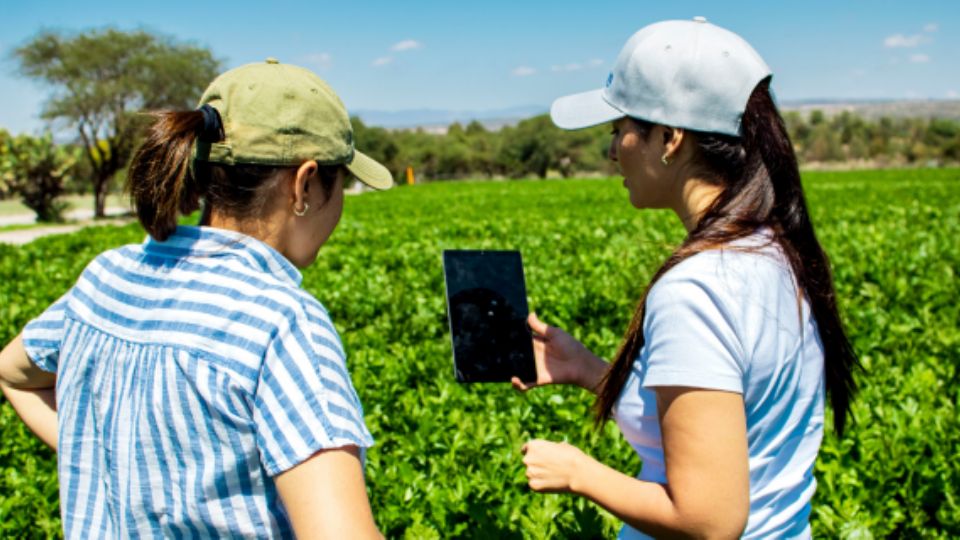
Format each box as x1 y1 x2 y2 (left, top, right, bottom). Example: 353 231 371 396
521 439 592 494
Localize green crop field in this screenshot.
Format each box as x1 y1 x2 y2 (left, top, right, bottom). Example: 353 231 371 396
1 168 958 538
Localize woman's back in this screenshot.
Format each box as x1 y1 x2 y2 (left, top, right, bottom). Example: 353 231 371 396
24 226 372 537
615 233 825 538
4 59 393 539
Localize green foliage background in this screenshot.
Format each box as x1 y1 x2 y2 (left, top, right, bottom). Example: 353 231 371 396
1 169 958 538
350 114 960 184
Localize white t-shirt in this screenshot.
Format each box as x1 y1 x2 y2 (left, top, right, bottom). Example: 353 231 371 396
614 233 825 540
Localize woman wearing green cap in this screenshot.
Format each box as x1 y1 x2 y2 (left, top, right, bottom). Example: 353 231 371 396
0 60 392 538
513 18 859 539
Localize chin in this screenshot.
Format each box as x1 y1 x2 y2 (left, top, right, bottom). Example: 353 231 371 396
291 251 320 269
628 189 669 210
628 193 647 209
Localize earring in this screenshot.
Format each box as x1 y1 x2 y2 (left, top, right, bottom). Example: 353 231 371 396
294 202 309 217
661 154 671 166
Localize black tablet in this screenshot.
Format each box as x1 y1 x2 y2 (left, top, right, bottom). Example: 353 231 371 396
442 250 537 383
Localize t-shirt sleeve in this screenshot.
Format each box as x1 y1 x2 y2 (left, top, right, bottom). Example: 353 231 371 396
21 293 70 373
253 304 374 476
639 273 745 393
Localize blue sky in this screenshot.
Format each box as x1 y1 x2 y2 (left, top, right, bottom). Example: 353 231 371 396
1 0 958 134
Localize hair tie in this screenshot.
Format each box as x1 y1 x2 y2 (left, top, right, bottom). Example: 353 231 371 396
197 104 224 143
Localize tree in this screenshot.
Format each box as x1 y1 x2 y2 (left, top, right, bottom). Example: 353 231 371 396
804 123 844 163
0 129 13 199
555 125 607 177
1 133 77 222
463 121 498 177
13 28 220 217
809 109 825 126
498 115 563 179
352 116 402 184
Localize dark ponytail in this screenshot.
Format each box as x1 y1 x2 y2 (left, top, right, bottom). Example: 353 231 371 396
126 110 211 241
595 79 860 435
127 107 343 242
741 82 859 435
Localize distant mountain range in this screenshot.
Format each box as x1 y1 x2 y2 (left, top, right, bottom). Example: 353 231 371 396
352 105 546 131
779 99 960 121
353 99 960 132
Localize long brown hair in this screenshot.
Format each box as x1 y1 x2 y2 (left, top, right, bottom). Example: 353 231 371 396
127 109 341 241
595 79 860 435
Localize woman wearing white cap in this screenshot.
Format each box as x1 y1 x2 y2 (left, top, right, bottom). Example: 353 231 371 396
0 60 392 538
514 18 858 539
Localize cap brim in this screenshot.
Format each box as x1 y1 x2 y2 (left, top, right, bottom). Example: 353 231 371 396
346 150 394 190
550 89 625 130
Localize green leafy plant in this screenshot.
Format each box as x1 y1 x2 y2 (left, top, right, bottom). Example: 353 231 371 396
1 168 957 538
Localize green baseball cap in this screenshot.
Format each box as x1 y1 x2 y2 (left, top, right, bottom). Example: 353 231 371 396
194 58 393 189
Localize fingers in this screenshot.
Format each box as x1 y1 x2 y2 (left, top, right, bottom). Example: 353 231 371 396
521 439 539 456
526 476 557 493
522 440 563 493
511 376 532 392
521 439 547 457
527 312 549 337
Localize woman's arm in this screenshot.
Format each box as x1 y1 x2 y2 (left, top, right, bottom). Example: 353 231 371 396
523 387 749 539
0 334 58 450
275 445 382 540
511 313 609 394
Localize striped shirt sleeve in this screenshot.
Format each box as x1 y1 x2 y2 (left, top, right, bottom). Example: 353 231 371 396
253 302 374 476
21 292 70 373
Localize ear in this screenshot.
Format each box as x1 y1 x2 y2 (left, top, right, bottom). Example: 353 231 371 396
291 160 318 209
662 126 686 161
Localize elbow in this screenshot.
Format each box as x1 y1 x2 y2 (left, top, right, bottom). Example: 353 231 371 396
664 503 748 540
0 372 54 391
663 526 744 540
693 525 747 540
0 376 20 394
679 515 748 540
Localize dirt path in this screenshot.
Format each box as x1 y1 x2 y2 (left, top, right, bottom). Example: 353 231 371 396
0 206 129 227
0 208 134 246
0 189 369 246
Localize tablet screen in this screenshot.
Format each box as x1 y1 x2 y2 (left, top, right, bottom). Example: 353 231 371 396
443 250 536 383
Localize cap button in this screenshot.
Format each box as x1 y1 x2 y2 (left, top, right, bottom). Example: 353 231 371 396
265 57 280 64
693 16 708 23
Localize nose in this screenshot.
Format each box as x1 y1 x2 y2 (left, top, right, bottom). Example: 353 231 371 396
607 137 618 162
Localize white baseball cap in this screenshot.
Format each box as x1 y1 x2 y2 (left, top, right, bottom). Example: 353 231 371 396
550 17 771 137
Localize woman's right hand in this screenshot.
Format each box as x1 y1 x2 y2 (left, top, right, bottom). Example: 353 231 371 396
512 312 608 394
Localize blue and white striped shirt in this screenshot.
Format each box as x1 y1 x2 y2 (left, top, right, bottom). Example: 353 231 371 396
22 226 373 538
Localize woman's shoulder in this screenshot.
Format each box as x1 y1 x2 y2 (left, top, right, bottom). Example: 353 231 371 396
664 234 789 282
289 288 335 326
652 235 795 310
82 240 334 328
69 243 152 291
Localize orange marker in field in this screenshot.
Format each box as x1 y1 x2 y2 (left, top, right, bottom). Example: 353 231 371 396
405 167 416 185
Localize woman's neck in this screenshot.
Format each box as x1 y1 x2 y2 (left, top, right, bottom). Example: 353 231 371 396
675 175 724 233
207 210 286 254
